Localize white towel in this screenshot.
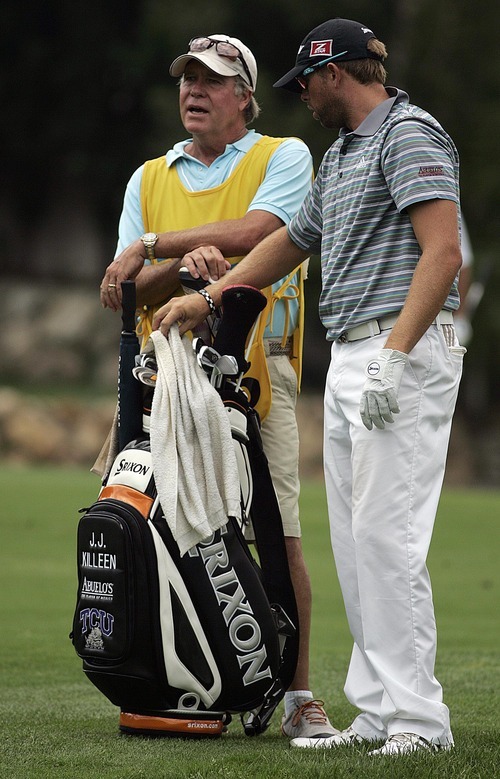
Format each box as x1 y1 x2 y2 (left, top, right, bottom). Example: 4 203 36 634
149 327 241 556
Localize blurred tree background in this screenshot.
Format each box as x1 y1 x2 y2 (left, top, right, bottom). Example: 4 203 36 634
0 0 499 474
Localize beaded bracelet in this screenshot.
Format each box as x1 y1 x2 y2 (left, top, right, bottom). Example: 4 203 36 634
197 288 217 314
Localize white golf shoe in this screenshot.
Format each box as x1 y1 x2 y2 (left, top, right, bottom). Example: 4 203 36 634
290 725 366 749
368 732 453 756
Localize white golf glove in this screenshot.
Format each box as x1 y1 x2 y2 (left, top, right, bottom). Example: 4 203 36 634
360 349 409 430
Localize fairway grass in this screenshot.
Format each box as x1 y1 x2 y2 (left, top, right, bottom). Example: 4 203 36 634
0 466 498 778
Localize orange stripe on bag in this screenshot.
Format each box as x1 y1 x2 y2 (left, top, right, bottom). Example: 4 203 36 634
119 711 225 737
99 485 153 519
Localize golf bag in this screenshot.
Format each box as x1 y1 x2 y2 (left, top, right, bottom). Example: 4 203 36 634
71 281 298 737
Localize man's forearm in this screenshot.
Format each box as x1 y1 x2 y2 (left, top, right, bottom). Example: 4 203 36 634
154 210 283 259
137 214 293 306
384 249 461 354
151 226 309 338
101 211 285 311
135 260 183 307
200 226 308 308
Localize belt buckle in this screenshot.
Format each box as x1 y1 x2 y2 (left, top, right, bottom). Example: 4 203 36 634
338 332 348 344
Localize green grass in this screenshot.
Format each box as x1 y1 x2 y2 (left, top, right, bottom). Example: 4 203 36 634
0 466 499 778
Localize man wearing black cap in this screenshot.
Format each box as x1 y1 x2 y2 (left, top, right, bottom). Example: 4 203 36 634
100 33 338 742
153 18 465 756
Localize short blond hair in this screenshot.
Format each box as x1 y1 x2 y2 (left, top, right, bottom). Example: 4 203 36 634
338 39 388 85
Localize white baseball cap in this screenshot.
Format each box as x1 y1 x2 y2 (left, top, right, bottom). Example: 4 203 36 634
170 34 257 91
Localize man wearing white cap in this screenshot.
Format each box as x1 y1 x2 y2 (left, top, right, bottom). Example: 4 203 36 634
100 34 337 741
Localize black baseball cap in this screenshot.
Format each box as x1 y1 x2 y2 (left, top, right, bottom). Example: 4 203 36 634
273 18 383 92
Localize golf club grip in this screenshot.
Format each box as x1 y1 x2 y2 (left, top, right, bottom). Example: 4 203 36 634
121 281 137 334
214 286 266 362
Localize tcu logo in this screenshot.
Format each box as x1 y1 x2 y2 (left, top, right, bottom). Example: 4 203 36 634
80 607 114 637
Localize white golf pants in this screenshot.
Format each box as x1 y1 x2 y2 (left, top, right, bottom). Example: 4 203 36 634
323 323 464 745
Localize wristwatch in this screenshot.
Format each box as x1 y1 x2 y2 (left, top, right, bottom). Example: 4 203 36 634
140 232 158 261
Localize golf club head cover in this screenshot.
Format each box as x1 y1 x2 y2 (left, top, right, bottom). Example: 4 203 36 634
213 286 266 372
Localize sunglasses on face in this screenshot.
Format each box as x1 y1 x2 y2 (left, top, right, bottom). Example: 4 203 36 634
188 37 254 89
295 50 348 90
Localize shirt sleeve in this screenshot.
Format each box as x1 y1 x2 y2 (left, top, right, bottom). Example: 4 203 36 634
381 120 459 213
114 165 145 257
287 170 324 255
247 138 314 224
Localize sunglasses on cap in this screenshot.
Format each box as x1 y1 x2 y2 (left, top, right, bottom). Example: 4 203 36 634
295 50 348 90
188 37 254 89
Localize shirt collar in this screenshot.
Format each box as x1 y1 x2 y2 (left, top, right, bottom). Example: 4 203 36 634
166 129 258 167
339 87 409 142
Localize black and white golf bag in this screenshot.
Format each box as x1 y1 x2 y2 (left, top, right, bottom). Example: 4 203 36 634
71 283 298 737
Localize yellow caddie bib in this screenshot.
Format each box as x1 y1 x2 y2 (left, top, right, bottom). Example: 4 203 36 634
138 136 305 421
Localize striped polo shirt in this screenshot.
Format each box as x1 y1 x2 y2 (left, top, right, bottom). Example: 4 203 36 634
288 88 461 341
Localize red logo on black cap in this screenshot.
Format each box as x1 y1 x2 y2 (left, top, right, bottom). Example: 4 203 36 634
310 40 333 57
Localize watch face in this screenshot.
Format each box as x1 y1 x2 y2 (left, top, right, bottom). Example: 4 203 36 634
142 232 157 245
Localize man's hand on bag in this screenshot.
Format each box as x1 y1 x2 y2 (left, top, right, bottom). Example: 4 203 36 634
181 245 231 282
100 240 147 311
152 293 211 338
359 349 409 430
